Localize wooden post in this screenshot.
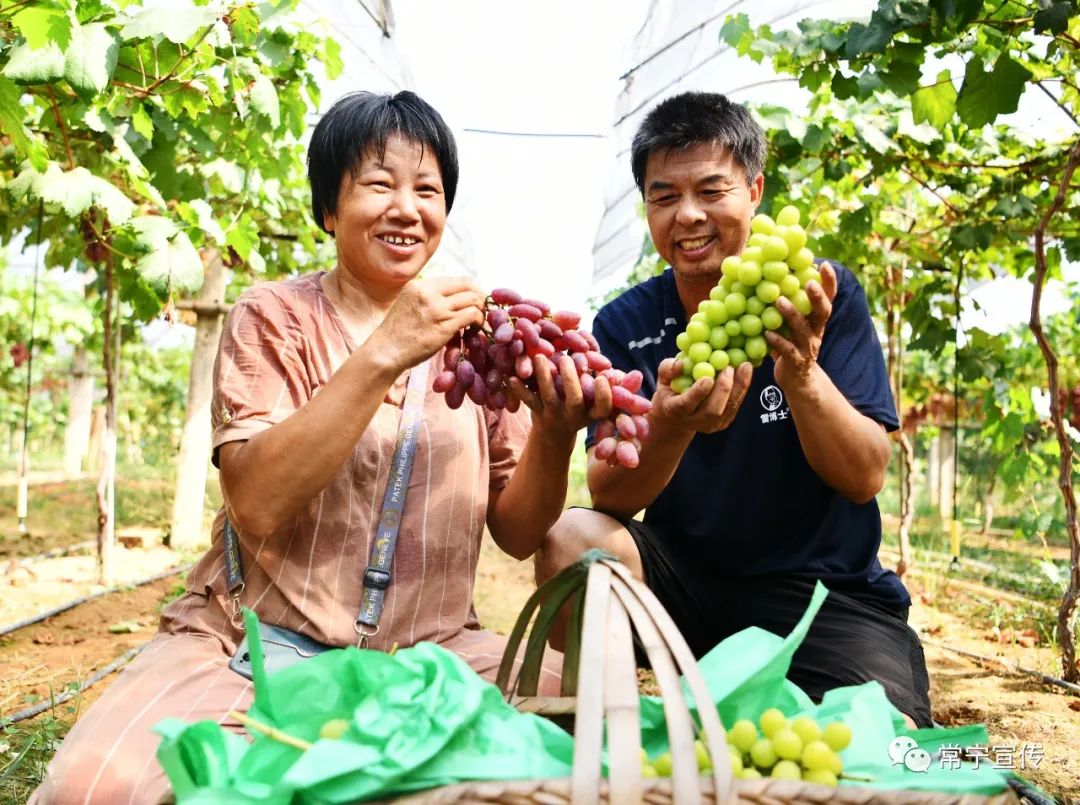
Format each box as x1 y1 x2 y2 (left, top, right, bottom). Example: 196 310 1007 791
170 252 228 549
63 347 93 478
938 426 956 523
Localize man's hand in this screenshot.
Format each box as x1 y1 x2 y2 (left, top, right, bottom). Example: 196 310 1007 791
650 357 753 434
370 277 486 374
765 262 838 391
508 355 614 442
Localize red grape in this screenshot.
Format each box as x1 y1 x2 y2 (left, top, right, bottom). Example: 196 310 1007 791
562 330 590 353
433 370 457 393
615 440 639 468
621 370 644 393
509 303 543 322
490 288 523 305
595 437 618 462
456 359 475 386
552 310 581 330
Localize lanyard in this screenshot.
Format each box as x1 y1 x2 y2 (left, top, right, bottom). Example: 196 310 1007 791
224 360 430 647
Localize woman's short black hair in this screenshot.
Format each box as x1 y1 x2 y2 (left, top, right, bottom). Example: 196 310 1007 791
308 91 459 234
631 92 766 193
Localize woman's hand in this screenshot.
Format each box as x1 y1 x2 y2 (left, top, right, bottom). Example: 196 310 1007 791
369 277 486 374
507 354 614 442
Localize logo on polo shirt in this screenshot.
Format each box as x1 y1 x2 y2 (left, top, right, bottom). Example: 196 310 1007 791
758 385 790 425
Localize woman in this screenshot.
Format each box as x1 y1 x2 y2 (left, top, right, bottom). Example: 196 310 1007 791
33 91 610 805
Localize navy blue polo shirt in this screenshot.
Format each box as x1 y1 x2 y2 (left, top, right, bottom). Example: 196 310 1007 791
586 264 909 609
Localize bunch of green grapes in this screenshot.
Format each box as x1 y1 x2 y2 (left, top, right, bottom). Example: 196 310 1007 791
671 205 820 393
641 708 851 787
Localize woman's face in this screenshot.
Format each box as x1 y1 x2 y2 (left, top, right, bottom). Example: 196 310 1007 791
324 134 446 290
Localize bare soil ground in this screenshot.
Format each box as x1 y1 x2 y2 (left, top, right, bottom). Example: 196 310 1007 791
1 533 1077 803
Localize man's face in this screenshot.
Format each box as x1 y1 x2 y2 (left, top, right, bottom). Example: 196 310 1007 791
642 142 763 284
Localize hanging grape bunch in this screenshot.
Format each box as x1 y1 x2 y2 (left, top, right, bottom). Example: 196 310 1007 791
434 288 653 468
670 205 820 394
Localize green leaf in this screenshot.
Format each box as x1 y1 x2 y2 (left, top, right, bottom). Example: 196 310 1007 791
120 4 219 44
2 39 66 84
228 4 260 46
1033 0 1077 34
719 13 751 47
76 0 103 25
130 216 204 293
64 23 120 98
956 55 1031 128
0 77 48 170
911 70 957 128
323 36 343 80
879 59 921 96
36 164 135 223
132 104 154 140
249 73 280 127
844 18 892 58
11 2 72 51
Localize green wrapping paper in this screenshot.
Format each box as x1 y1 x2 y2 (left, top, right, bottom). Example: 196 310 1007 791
157 585 1014 802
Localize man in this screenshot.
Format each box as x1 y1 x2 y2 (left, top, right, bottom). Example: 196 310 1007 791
536 91 931 728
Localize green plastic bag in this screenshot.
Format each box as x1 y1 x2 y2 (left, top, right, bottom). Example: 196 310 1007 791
639 582 1011 795
155 609 573 803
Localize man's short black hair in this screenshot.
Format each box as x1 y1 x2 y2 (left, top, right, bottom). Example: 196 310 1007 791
308 91 459 234
631 92 766 193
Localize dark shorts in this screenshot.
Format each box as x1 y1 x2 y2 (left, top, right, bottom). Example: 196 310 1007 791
618 516 932 727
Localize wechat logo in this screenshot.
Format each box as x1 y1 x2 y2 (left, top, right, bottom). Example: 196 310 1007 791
888 736 932 773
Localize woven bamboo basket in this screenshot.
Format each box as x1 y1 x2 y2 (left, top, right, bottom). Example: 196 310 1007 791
388 551 1020 805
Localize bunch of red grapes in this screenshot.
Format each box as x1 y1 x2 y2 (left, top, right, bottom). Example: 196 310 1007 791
434 288 652 468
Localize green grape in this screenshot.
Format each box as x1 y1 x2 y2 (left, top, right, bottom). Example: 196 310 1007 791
724 293 747 317
749 738 777 769
755 281 780 304
745 335 768 362
776 205 800 227
724 320 742 337
770 760 802 780
728 334 746 349
653 752 673 776
675 332 691 352
737 261 763 286
801 740 834 771
779 274 801 298
709 283 727 300
727 719 758 754
709 349 730 371
828 751 843 775
791 716 822 746
772 728 802 761
705 300 729 326
688 341 712 364
718 275 734 291
750 214 776 235
695 740 713 771
747 232 768 247
797 269 822 288
686 320 710 343
779 224 807 253
740 246 764 265
642 763 659 778
728 745 742 774
788 246 814 271
678 355 693 375
641 748 649 764
792 289 812 315
727 347 748 367
708 327 730 350
759 708 787 738
761 307 783 331
821 722 852 752
739 314 763 337
803 768 838 787
729 281 750 297
745 297 765 316
721 255 742 279
319 718 350 740
692 362 715 380
739 767 762 780
671 376 694 394
697 300 711 316
762 260 790 283
690 311 708 325
761 235 789 263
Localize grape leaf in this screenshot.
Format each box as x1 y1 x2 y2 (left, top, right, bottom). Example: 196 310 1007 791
64 23 120 98
11 2 72 51
249 73 280 127
0 77 48 170
956 55 1031 127
911 70 957 127
120 4 219 44
2 40 66 84
129 216 204 293
37 164 135 223
324 36 343 80
1033 0 1077 34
